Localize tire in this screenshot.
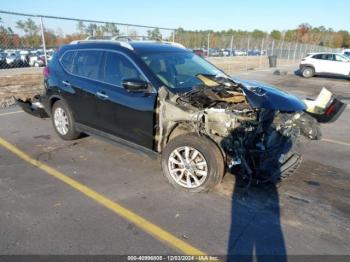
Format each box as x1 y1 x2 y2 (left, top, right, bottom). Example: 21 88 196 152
51 100 81 140
302 67 315 78
161 133 224 193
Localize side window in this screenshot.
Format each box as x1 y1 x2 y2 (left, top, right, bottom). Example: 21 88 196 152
72 50 103 80
335 55 348 62
102 52 145 87
60 51 75 72
319 54 334 61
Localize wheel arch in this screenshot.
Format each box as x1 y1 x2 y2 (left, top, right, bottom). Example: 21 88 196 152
164 125 227 163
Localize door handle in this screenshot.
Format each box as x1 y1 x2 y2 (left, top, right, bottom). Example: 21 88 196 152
96 91 109 100
62 80 71 87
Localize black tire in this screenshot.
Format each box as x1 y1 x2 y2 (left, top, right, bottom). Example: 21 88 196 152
51 100 81 140
161 133 224 193
302 67 315 78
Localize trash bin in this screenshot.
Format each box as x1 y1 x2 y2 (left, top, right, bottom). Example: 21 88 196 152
268 55 277 68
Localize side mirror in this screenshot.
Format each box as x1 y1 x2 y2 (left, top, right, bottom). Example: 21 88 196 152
122 79 149 92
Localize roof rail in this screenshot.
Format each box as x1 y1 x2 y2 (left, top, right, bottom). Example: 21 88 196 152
110 35 185 49
70 35 186 50
69 38 134 50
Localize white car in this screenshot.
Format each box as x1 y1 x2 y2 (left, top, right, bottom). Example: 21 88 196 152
300 52 350 79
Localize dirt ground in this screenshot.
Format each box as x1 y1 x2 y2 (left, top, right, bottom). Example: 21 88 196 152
0 69 44 108
0 57 300 108
208 56 297 74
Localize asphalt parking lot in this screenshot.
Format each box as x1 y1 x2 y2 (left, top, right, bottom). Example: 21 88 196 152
0 66 350 258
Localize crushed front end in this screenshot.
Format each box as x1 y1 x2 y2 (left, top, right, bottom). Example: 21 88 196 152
157 75 343 184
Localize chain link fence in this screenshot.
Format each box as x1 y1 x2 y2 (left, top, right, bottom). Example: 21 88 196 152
175 32 342 74
0 10 342 75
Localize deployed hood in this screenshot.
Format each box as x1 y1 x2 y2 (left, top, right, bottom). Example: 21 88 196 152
233 78 306 112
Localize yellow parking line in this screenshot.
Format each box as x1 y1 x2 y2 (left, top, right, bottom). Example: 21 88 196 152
0 136 206 256
0 110 23 117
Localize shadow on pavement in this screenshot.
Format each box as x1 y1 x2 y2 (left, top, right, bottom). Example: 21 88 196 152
227 178 286 262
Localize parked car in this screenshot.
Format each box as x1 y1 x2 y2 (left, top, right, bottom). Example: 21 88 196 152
6 52 25 68
235 50 247 56
209 48 221 57
192 49 206 57
18 40 346 192
247 49 261 56
0 52 7 68
300 52 350 79
29 51 44 67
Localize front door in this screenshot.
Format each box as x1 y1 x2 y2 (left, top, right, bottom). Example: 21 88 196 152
94 51 157 149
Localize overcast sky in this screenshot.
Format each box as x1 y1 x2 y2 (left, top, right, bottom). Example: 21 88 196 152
1 0 349 33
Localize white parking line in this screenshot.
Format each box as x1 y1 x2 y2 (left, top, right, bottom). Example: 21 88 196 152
0 110 23 117
322 138 350 147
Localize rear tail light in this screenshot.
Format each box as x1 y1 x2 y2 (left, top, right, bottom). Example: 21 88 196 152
43 66 50 78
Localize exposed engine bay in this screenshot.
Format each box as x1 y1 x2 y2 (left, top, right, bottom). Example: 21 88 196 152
156 75 345 184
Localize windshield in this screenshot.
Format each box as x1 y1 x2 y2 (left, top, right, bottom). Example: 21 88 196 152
141 52 225 89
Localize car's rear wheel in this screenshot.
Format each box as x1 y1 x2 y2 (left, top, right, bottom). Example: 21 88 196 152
302 67 315 78
161 133 224 193
52 100 81 140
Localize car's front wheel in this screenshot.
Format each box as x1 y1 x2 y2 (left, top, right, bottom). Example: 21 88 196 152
52 100 81 140
161 134 224 193
302 67 315 78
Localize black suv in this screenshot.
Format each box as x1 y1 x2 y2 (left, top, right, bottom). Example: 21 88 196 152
20 39 345 192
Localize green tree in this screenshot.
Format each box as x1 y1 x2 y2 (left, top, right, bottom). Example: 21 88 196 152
270 30 282 40
16 18 41 47
147 28 162 40
76 21 86 36
252 29 266 39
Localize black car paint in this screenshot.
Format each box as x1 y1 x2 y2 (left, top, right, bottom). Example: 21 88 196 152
36 41 341 153
44 43 170 149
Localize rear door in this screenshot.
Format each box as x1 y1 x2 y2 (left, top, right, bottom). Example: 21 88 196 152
60 50 103 128
333 54 350 76
94 51 156 149
312 53 334 73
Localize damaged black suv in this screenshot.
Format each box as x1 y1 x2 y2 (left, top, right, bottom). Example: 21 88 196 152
19 38 346 192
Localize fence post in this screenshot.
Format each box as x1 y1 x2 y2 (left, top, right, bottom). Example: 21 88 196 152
39 16 48 66
287 42 291 65
207 33 210 58
246 36 250 71
298 43 303 60
293 42 298 63
230 35 234 56
271 40 275 56
259 38 264 68
279 39 284 63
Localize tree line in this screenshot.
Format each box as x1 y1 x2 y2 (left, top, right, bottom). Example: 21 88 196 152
175 24 350 49
0 17 349 49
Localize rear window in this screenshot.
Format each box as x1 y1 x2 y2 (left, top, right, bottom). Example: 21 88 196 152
72 50 103 80
312 54 334 60
60 51 75 73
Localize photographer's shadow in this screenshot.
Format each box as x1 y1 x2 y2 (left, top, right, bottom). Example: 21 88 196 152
226 176 287 262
